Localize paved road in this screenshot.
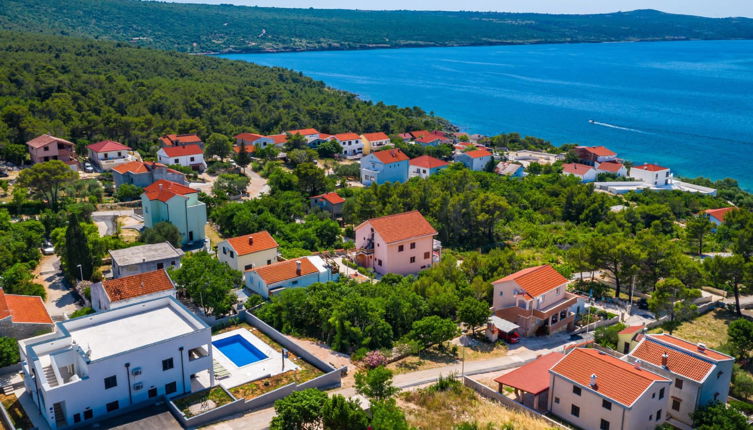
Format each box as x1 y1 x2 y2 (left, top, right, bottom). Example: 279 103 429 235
724 294 753 308
33 255 81 318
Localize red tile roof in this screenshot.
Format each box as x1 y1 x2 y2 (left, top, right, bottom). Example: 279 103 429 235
0 289 53 324
102 269 175 303
645 334 732 362
235 133 267 141
334 132 360 141
287 128 319 136
161 134 202 146
551 348 669 407
372 148 410 164
494 352 564 394
630 336 717 382
632 163 668 172
311 192 345 205
87 140 131 152
233 145 256 154
26 134 74 149
580 146 616 157
361 132 390 142
704 207 735 223
357 210 437 243
160 144 203 157
416 135 443 144
463 149 492 159
618 325 645 335
226 231 279 256
143 179 197 202
249 257 319 284
410 130 430 139
112 161 181 175
269 134 288 145
410 155 448 169
563 163 595 176
596 161 625 173
493 265 568 299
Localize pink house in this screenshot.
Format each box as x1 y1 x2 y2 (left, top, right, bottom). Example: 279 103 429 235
354 211 440 276
26 134 77 169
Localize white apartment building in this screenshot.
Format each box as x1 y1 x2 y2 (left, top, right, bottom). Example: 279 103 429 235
19 297 213 429
629 164 672 187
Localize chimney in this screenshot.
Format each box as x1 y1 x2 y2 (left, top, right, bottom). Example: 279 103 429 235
296 260 302 275
697 343 706 352
634 359 642 370
590 374 597 388
661 352 669 367
248 236 254 246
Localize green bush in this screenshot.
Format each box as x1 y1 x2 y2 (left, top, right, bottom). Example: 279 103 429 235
0 337 20 367
69 307 95 319
594 323 626 350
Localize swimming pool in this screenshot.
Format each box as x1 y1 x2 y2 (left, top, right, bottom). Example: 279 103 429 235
212 334 269 367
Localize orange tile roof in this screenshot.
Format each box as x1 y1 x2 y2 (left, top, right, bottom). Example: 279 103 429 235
311 192 345 205
357 210 437 243
551 348 669 407
632 163 668 172
596 161 625 173
143 179 197 202
269 134 288 144
112 161 180 175
235 133 267 141
416 135 443 144
645 334 732 362
563 163 595 176
334 132 360 141
26 134 74 149
630 336 720 382
361 132 390 142
463 149 492 159
233 145 256 154
372 148 410 164
88 140 131 152
226 231 279 256
287 128 319 136
410 155 448 169
0 289 53 324
618 325 644 335
249 257 318 284
704 207 735 223
160 144 203 157
493 265 568 299
410 130 430 139
102 269 175 303
580 146 616 157
494 352 564 394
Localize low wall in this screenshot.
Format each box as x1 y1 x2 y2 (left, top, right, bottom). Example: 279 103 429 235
645 300 722 329
0 400 14 430
572 315 620 334
0 363 21 376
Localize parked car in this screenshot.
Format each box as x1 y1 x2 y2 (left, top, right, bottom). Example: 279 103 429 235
84 162 94 173
41 241 55 255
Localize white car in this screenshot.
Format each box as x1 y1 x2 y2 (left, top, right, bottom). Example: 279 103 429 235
84 162 94 173
41 241 55 255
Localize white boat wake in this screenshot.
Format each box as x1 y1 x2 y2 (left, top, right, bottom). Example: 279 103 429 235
589 121 650 134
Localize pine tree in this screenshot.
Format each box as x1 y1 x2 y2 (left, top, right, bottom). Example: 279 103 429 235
64 211 95 281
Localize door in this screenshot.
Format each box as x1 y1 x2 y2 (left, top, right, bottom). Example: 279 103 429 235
188 231 194 242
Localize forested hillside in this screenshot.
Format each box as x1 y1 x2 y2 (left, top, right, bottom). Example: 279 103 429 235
0 31 444 155
2 1 753 53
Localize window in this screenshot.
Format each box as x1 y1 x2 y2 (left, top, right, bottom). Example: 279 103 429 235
410 242 416 249
104 375 117 389
244 264 253 271
672 398 681 411
599 419 610 430
656 409 662 421
571 405 580 417
267 259 272 265
714 392 720 401
162 358 174 371
659 387 665 399
222 247 227 255
165 381 177 395
84 409 93 420
190 157 195 162
174 158 179 163
560 310 567 319
649 414 653 421
556 287 561 294
652 392 655 399
148 387 158 398
106 401 119 412
157 262 164 270
398 245 404 252
499 291 504 296
410 256 416 263
424 252 430 259
74 413 81 423
572 386 581 396
554 397 560 404
44 146 49 151
377 259 382 266
229 251 235 258
717 371 723 379
675 379 683 389
292 280 298 285
602 399 612 410
551 314 558 323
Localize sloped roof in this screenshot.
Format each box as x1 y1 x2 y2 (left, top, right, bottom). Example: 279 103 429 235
357 211 437 243
372 148 409 164
249 257 319 284
102 269 175 303
579 146 616 157
143 179 197 202
630 336 718 382
26 134 74 149
409 130 430 139
0 288 53 324
410 155 448 169
235 133 267 141
618 325 645 335
287 128 319 136
233 145 256 154
88 140 131 152
361 132 390 142
160 144 203 157
462 149 492 159
492 265 568 299
311 192 345 205
269 134 288 144
226 231 279 256
161 134 202 146
563 163 595 176
416 135 443 144
632 163 669 172
495 352 564 395
334 132 360 141
704 207 736 223
112 161 181 175
644 334 731 362
551 348 669 407
596 161 625 173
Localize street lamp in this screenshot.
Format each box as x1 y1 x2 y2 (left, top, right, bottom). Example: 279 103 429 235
76 264 83 282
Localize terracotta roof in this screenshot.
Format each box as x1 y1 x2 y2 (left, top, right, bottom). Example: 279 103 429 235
462 149 492 159
87 140 131 152
112 161 181 175
579 146 616 157
410 130 430 139
410 155 448 169
494 352 564 395
630 338 713 382
362 132 390 142
143 179 197 202
0 289 53 324
102 269 175 303
644 334 731 362
161 134 202 146
632 163 668 172
160 144 203 157
287 128 319 136
551 348 669 407
416 135 443 144
235 133 267 141
233 145 256 154
226 231 279 256
493 265 568 299
311 192 345 205
618 325 644 335
249 257 319 284
704 207 736 223
26 134 74 149
334 132 360 141
372 148 409 164
269 134 288 144
596 161 625 173
563 163 595 176
357 210 437 243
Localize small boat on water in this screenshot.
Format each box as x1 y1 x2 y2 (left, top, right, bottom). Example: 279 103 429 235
588 119 595 124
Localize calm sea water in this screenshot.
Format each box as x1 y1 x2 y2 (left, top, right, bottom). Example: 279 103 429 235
220 40 753 190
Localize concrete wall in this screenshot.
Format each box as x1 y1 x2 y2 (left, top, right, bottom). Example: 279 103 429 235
572 315 621 335
0 318 54 340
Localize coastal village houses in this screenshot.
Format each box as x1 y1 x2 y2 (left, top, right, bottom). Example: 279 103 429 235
562 162 598 182
86 140 139 171
704 207 736 226
630 163 672 187
574 145 618 165
244 256 338 299
360 148 410 185
454 149 493 171
309 192 346 218
26 134 78 170
360 132 391 154
594 161 627 177
234 133 275 149
286 128 321 144
157 144 206 171
217 231 279 272
0 288 53 340
334 133 363 157
91 269 176 312
109 242 184 278
112 161 187 188
159 133 203 149
409 155 449 179
354 211 440 276
140 180 207 246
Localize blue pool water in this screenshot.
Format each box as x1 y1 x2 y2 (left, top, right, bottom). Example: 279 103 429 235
213 334 268 367
220 40 753 190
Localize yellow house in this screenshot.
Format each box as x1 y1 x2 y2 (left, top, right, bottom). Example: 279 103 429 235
617 325 645 354
360 132 391 155
217 231 279 272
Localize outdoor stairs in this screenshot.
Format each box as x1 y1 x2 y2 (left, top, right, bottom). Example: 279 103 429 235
53 402 66 427
43 365 59 388
1 385 13 395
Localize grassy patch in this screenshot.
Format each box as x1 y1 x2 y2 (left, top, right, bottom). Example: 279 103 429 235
173 387 234 418
0 393 33 430
388 340 507 375
647 308 737 349
205 223 223 248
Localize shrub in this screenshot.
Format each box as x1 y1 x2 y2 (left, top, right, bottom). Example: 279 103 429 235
69 307 95 319
594 322 626 350
0 337 20 367
362 350 388 369
244 295 264 310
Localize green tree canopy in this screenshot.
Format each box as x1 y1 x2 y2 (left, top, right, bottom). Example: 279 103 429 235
169 251 242 316
270 388 327 430
0 337 20 367
213 173 250 198
140 221 182 248
16 160 78 209
648 277 701 334
205 133 232 161
692 402 749 430
354 366 399 401
727 318 753 361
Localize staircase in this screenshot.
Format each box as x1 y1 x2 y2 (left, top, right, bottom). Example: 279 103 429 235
43 365 59 388
52 402 66 427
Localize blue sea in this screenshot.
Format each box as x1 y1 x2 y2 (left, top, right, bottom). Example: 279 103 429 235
220 40 753 190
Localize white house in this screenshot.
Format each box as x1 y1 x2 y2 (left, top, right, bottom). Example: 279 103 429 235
157 144 206 171
217 231 279 272
91 269 176 312
234 133 275 149
335 133 364 157
409 155 449 179
286 128 321 144
594 161 627 177
562 163 598 182
18 296 213 429
454 149 493 171
495 161 525 177
86 140 139 171
630 164 672 187
109 242 184 279
244 256 338 299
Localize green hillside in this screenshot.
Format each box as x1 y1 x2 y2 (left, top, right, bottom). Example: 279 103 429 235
1 1 753 53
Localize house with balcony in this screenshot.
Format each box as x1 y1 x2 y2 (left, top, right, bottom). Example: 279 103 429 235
157 144 206 171
492 265 581 337
286 128 321 145
562 163 598 183
0 288 53 340
141 180 206 246
574 146 618 165
244 256 338 299
109 242 184 279
309 192 346 218
91 269 176 312
454 149 493 171
87 140 140 171
112 161 186 188
409 155 448 179
360 148 410 185
217 231 279 272
334 133 363 157
159 134 203 149
360 132 391 154
354 211 440 276
18 296 213 430
26 134 78 170
629 164 672 187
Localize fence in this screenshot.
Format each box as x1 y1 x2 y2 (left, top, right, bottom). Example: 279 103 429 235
572 315 620 335
645 300 722 330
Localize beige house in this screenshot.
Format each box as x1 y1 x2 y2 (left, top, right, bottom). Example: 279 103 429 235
217 231 279 272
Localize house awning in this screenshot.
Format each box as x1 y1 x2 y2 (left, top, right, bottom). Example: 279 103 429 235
488 316 519 334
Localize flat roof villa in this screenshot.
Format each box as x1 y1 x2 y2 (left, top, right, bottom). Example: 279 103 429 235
109 241 184 278
19 297 212 429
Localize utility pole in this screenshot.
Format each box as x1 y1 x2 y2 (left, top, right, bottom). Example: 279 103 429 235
76 264 83 282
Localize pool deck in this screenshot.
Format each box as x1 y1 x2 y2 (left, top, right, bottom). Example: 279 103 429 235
212 329 299 389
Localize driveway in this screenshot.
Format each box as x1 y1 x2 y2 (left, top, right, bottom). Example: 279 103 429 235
244 168 269 198
33 255 81 318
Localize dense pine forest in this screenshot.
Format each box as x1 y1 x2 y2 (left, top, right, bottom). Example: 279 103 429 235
2 1 753 53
